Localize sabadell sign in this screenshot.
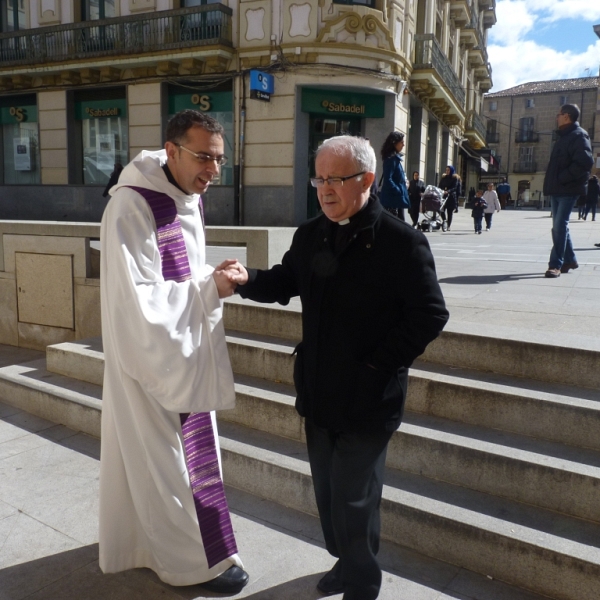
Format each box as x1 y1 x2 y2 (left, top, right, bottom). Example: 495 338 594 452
302 88 385 119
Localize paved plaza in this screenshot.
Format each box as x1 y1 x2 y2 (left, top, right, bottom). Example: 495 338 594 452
1 208 597 600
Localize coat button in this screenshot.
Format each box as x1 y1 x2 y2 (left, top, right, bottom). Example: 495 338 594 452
324 237 327 242
366 243 371 248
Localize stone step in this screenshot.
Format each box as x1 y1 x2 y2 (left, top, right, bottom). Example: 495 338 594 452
224 375 600 523
44 337 600 452
2 356 599 599
219 419 600 600
0 358 102 437
223 297 600 389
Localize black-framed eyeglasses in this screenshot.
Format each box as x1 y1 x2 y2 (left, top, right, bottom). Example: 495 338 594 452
177 144 228 166
310 171 365 188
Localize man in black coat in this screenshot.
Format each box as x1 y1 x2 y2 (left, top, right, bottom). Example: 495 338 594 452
233 136 448 599
543 104 593 278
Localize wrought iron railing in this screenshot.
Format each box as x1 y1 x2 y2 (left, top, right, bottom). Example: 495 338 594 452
414 34 466 107
0 4 232 66
486 132 500 144
513 161 537 173
466 109 486 140
515 131 540 143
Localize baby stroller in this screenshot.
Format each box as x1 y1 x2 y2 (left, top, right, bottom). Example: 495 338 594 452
419 186 447 232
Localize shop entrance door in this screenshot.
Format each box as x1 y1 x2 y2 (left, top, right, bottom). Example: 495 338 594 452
307 116 361 218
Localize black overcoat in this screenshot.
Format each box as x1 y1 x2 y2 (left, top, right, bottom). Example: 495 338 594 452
238 198 449 433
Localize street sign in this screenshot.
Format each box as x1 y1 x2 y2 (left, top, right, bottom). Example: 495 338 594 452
250 70 274 102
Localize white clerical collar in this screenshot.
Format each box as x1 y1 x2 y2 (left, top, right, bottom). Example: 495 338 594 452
338 218 350 226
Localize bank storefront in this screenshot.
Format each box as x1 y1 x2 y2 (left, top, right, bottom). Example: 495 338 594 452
72 87 129 186
0 95 41 185
300 87 387 218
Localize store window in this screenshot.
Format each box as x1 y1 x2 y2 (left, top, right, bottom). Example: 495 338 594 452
167 84 233 186
1 0 25 31
73 89 128 185
81 0 115 20
0 96 40 184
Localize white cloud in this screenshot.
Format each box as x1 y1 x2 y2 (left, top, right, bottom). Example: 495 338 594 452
488 40 600 91
488 0 600 91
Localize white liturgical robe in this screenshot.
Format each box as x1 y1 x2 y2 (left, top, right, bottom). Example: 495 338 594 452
98 150 242 585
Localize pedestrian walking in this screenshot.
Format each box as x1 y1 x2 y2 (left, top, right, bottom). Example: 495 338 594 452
438 165 459 230
583 174 599 221
408 171 425 228
472 190 487 234
482 183 501 230
496 178 511 209
379 131 410 221
543 104 593 278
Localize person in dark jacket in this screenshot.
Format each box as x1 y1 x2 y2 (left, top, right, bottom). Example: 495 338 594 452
583 174 599 221
471 190 487 234
438 165 459 230
102 162 124 198
408 171 425 227
234 136 448 600
378 131 410 221
543 104 593 277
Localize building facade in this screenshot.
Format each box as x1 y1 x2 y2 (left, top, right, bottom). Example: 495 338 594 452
482 77 599 206
0 0 495 225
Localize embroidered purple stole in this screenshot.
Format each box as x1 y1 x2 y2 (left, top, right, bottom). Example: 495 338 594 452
128 186 238 568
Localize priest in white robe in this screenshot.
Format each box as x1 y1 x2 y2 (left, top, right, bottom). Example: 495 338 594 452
99 110 249 594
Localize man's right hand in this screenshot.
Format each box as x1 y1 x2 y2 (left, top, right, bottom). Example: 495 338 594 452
212 260 249 298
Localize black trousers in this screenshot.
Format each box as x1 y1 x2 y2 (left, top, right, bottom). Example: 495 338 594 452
305 421 393 600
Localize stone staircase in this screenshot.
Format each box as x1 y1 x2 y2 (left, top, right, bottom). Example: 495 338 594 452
1 298 599 600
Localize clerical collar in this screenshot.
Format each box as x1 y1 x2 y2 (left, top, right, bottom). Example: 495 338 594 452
337 199 369 226
162 163 188 195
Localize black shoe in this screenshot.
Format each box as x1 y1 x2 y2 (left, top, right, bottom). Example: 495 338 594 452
198 566 249 594
545 268 561 278
317 560 343 596
560 262 579 273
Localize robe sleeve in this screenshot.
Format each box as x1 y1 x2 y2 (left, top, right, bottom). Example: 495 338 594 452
101 190 234 413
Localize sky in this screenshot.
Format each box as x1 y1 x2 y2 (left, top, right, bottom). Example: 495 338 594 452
487 0 600 92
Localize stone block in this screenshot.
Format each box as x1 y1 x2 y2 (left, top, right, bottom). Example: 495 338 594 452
40 129 67 150
74 282 101 340
128 82 161 106
41 148 68 169
17 322 75 351
129 125 162 149
0 276 18 346
16 253 74 330
38 90 66 111
128 103 161 127
41 168 68 185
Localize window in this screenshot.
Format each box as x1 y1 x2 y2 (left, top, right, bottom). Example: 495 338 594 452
0 0 25 32
525 98 535 108
560 95 568 105
82 0 115 20
489 101 497 111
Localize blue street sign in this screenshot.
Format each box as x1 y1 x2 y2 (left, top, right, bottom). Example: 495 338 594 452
250 70 274 95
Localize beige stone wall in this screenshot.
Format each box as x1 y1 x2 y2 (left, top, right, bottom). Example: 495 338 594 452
128 82 163 158
0 223 101 350
38 90 68 184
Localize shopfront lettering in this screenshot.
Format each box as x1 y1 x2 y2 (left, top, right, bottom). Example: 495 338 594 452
191 94 211 111
85 107 120 117
321 100 365 115
9 107 26 122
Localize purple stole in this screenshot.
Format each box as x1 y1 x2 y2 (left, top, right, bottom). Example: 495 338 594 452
128 186 238 568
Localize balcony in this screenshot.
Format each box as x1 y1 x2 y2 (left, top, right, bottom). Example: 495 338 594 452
515 131 540 143
486 131 500 144
449 0 472 28
0 4 232 67
412 34 466 124
464 109 486 148
513 161 537 173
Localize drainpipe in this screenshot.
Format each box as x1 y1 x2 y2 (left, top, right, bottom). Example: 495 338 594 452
238 74 247 226
506 95 513 183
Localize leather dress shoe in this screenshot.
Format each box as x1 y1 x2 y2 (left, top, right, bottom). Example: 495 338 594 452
544 268 561 278
198 566 249 595
560 261 579 273
317 560 343 596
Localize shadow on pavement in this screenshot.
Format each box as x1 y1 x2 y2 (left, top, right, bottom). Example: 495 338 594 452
439 273 542 285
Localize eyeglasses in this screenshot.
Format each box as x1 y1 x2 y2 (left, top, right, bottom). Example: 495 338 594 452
177 144 228 166
310 171 365 188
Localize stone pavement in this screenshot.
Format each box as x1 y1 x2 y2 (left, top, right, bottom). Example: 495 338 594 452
0 208 596 600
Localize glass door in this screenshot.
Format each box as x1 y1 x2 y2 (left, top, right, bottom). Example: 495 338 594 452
307 116 361 218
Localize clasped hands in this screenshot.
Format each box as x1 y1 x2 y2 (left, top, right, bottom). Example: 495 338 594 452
212 259 249 298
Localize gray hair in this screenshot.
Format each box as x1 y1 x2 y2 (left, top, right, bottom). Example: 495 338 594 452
316 136 376 173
